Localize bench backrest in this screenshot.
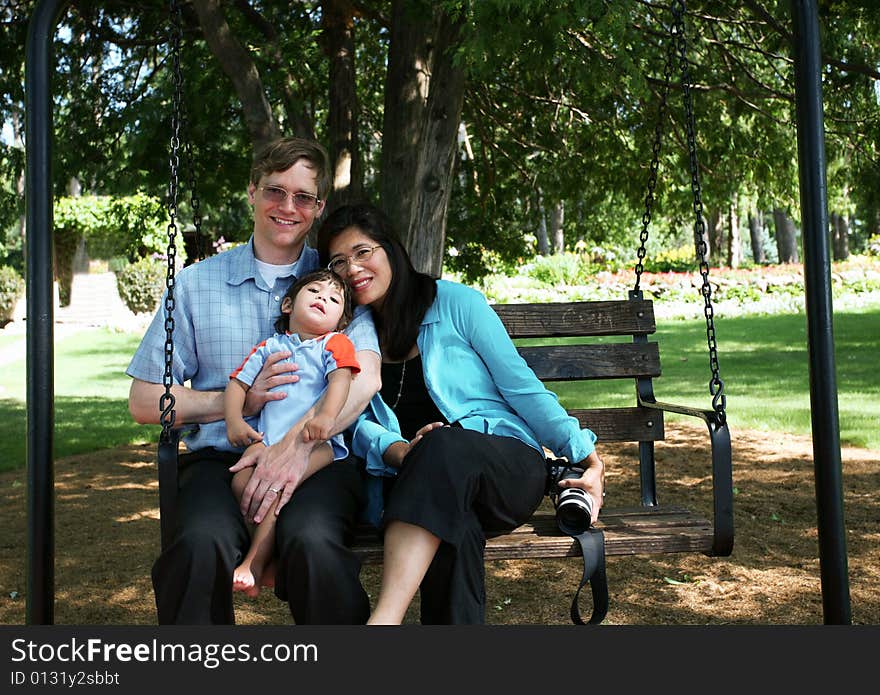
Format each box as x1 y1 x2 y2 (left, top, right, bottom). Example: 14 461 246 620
493 299 664 443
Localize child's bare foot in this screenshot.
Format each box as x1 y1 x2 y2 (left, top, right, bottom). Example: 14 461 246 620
233 562 262 598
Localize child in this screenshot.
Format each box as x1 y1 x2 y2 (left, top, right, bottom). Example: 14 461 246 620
224 269 359 595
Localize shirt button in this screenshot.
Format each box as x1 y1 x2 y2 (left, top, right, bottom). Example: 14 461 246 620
274 295 280 301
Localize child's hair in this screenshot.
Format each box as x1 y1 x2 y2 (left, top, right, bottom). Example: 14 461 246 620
275 268 353 334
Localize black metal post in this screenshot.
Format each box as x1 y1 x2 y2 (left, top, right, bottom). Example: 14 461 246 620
789 0 851 624
25 0 70 625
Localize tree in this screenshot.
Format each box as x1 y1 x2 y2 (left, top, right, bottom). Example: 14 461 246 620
4 0 880 278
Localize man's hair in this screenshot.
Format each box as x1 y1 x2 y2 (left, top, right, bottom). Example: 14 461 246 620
275 268 353 334
251 137 331 200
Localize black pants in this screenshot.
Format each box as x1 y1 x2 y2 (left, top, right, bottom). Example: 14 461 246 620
382 427 547 624
152 449 370 624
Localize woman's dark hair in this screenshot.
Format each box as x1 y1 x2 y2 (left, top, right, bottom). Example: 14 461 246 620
275 268 353 334
316 203 436 360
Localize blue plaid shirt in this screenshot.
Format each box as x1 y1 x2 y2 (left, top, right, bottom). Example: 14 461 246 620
126 237 379 452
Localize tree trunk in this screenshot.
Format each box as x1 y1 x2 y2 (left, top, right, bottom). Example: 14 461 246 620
727 198 741 269
535 191 550 256
549 201 565 254
773 207 799 263
234 0 313 138
322 0 362 212
748 209 767 264
191 0 280 152
380 0 466 276
707 208 723 263
831 212 850 261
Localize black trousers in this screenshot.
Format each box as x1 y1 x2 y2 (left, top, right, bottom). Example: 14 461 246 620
382 427 547 624
152 448 370 624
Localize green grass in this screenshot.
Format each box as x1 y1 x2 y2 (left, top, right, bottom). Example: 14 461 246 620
0 303 877 472
546 305 880 450
0 328 149 471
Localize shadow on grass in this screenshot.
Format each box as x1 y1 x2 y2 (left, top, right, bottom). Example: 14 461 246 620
0 397 151 472
3 421 876 625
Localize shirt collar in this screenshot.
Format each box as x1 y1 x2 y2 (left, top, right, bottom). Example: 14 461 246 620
227 237 318 290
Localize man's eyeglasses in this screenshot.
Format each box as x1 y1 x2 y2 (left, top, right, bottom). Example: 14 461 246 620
327 246 383 274
258 185 322 210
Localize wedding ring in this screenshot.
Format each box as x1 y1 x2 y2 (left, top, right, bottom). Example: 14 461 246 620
269 487 281 494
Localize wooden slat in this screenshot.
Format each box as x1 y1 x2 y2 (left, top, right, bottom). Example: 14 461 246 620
519 342 661 381
352 507 714 564
567 407 665 442
493 300 656 338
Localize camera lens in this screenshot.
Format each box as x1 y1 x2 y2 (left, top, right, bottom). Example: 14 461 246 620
556 488 593 536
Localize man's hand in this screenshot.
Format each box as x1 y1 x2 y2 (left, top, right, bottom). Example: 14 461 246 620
229 431 315 524
556 450 605 524
242 351 301 417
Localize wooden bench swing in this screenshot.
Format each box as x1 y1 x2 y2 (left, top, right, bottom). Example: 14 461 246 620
156 0 733 621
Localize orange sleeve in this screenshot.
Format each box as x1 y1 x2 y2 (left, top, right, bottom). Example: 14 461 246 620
325 333 361 375
229 339 268 380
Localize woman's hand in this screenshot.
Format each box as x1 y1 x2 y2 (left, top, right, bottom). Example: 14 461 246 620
556 450 605 524
410 421 445 448
381 422 446 468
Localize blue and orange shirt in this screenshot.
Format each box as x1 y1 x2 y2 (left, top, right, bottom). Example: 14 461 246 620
231 331 360 459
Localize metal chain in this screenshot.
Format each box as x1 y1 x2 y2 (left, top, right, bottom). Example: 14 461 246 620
178 38 204 266
632 15 677 294
159 0 185 439
672 0 726 423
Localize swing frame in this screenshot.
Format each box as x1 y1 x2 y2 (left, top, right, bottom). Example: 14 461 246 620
22 0 850 625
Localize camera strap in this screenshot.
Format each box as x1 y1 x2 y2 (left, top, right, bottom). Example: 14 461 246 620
569 528 609 625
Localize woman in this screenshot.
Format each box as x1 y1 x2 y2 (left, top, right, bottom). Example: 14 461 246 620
317 203 605 624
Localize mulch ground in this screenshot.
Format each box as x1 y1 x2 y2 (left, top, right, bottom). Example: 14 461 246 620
1 420 877 625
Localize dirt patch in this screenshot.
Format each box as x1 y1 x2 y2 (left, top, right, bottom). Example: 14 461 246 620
1 421 877 624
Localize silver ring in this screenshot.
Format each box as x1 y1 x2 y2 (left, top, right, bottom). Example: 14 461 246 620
269 487 281 494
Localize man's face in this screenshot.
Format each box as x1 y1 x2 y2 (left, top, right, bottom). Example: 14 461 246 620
247 159 325 264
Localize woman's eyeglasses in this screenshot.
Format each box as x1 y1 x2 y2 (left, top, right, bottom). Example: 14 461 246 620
258 185 321 210
327 246 383 274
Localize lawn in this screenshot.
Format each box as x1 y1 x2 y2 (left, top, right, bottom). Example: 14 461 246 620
0 329 147 471
547 304 880 450
0 301 877 472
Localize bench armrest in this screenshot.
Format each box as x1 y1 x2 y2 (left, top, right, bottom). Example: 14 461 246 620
637 396 734 557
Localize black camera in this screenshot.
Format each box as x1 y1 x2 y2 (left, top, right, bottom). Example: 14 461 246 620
546 460 593 536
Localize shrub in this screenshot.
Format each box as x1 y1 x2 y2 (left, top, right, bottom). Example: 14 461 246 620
527 253 589 285
115 256 166 314
0 264 25 324
642 245 697 273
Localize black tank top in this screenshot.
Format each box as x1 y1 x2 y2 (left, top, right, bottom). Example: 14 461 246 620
380 354 448 441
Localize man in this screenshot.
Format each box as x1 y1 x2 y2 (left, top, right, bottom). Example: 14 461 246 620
127 137 380 624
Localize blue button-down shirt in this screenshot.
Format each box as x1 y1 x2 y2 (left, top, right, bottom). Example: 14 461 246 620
351 279 597 525
126 238 379 452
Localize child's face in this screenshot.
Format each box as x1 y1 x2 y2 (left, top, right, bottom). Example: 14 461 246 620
282 278 346 335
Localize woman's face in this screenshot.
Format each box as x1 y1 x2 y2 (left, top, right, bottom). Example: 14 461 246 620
327 226 392 310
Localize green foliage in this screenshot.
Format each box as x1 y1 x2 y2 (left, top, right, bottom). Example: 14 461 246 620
115 256 166 315
642 245 697 273
527 253 589 285
55 194 171 262
0 265 24 322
